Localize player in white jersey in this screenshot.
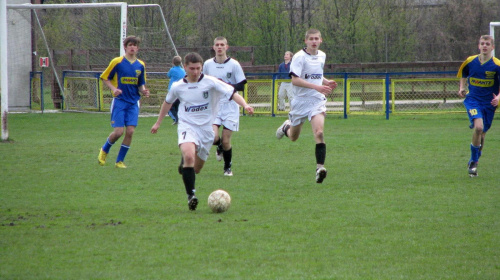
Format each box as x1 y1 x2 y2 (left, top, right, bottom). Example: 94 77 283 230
151 52 253 211
203 36 248 177
275 29 337 184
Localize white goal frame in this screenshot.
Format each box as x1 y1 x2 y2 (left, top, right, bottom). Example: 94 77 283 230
1 2 178 140
1 2 127 140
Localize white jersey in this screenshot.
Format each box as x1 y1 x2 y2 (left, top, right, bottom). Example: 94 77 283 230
203 57 246 105
289 48 326 100
166 74 235 128
203 57 246 87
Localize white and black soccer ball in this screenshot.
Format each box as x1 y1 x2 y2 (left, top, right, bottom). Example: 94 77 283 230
208 189 231 213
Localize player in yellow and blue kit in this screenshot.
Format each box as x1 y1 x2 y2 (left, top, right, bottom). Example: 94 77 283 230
457 35 500 177
97 36 150 168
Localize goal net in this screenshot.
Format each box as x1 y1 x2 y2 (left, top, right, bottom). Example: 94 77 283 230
3 2 178 113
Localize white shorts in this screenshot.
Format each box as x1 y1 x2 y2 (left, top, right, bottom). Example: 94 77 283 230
288 97 327 126
177 123 215 161
214 100 240 131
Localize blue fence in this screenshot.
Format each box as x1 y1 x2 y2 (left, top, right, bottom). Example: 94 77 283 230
56 70 462 119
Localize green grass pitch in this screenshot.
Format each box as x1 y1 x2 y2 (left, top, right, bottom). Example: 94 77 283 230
0 113 499 279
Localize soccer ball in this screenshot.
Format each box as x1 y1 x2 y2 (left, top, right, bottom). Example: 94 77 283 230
208 189 231 213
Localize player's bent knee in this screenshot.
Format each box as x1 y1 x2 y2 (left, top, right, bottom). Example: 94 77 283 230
112 131 124 139
474 126 484 134
314 130 324 139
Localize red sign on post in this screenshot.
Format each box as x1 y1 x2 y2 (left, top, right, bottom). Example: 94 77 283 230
40 57 49 67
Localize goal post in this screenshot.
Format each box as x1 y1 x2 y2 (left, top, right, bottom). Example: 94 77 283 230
490 22 500 57
1 0 8 140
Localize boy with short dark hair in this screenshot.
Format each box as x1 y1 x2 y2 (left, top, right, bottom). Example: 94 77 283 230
98 36 150 168
151 52 254 210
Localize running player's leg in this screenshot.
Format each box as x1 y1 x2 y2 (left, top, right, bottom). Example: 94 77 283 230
276 115 304 141
311 113 325 143
212 124 223 161
194 153 206 174
115 104 139 167
180 142 198 210
287 122 303 141
221 128 233 176
98 101 125 165
219 105 239 176
99 127 124 166
311 113 327 183
115 125 135 168
464 99 482 176
468 117 483 177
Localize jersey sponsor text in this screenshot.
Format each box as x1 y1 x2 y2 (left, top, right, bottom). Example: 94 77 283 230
121 77 138 85
185 103 209 112
469 78 494 87
305 74 322 80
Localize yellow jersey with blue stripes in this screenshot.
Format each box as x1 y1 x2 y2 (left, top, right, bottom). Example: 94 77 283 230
100 56 147 104
457 55 500 101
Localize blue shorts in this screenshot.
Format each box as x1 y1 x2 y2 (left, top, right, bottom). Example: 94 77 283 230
110 98 139 127
463 97 497 133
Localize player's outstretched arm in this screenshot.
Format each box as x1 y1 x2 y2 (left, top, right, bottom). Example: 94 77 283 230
151 101 173 134
232 93 254 115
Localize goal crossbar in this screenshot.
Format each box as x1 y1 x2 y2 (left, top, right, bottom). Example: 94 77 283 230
6 3 127 9
6 2 128 57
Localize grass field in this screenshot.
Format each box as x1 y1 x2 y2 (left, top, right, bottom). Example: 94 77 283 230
1 113 499 279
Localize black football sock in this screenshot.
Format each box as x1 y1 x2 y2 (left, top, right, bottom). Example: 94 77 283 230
223 148 232 169
315 143 326 165
182 167 196 196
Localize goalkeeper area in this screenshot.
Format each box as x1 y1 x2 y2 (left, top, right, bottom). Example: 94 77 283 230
2 2 178 113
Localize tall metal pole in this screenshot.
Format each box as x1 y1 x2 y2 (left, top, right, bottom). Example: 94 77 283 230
1 0 9 140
